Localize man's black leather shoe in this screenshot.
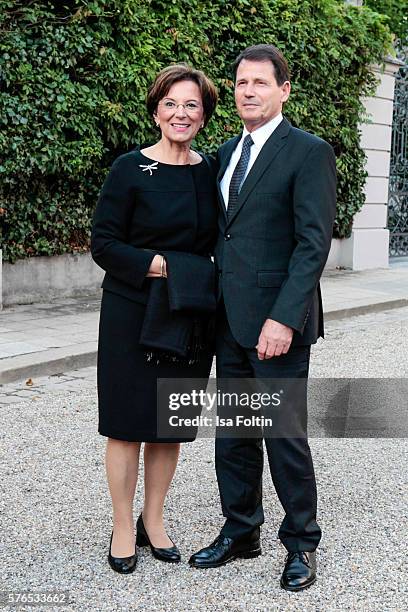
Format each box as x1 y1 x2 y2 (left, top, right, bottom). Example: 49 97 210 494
280 551 316 591
189 534 261 568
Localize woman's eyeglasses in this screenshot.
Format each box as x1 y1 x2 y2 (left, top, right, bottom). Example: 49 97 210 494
158 101 202 113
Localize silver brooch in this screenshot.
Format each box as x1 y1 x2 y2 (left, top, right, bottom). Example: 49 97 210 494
139 161 159 176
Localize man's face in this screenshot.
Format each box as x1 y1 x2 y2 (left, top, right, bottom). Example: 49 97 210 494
234 59 290 132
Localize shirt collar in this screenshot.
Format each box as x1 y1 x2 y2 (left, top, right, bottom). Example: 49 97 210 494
242 113 283 149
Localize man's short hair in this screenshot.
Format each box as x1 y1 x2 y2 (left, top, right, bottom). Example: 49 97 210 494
233 44 290 85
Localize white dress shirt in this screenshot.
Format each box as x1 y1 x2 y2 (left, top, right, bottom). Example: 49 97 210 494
220 113 283 209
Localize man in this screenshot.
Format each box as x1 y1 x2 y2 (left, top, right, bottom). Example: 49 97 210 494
189 44 336 591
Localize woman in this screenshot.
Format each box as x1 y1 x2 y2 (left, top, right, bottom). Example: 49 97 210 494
91 65 218 573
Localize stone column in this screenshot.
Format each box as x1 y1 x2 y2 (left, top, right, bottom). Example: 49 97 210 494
327 57 402 270
0 249 2 311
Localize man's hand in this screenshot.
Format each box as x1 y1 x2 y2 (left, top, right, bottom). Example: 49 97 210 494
256 319 294 360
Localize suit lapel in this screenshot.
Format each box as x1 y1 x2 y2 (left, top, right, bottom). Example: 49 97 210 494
226 117 291 226
216 134 241 222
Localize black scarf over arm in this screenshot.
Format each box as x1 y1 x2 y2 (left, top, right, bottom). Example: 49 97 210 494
139 251 216 364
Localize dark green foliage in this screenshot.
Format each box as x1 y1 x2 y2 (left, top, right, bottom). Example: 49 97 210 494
0 0 392 262
365 0 408 43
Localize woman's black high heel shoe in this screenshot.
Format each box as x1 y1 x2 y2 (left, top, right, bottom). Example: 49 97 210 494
108 531 137 574
136 514 181 563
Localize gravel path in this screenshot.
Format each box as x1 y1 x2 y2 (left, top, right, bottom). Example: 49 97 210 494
1 308 407 611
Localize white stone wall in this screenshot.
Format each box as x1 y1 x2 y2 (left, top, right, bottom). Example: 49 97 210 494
326 58 402 270
2 253 104 307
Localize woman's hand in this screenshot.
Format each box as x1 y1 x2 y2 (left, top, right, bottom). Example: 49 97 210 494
146 254 167 277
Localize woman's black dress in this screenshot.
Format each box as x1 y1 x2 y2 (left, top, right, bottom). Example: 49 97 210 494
91 150 218 442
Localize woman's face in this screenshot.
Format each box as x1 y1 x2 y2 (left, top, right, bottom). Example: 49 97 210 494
155 80 205 145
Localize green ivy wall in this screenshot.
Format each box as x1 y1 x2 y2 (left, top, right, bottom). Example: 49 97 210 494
0 0 392 263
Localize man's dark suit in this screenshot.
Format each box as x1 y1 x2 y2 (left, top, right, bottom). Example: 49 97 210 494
214 116 337 552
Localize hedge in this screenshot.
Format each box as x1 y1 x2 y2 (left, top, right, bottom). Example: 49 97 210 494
0 0 392 263
365 0 408 43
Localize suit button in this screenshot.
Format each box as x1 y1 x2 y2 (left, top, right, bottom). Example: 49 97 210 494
224 234 231 241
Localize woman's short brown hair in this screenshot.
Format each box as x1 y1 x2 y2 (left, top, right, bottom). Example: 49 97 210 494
146 64 218 127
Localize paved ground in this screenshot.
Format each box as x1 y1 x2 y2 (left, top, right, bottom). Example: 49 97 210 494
0 307 407 611
1 262 408 385
321 263 408 316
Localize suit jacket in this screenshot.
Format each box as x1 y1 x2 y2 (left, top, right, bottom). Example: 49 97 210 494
90 150 218 305
215 116 337 348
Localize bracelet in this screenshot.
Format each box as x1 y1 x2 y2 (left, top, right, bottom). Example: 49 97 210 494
160 255 165 277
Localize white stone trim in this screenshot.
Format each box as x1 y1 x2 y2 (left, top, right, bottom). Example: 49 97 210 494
326 57 401 270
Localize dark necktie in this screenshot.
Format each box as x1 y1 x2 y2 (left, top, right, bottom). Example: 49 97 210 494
227 134 254 219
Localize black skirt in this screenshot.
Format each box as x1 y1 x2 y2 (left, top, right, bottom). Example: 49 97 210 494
97 290 213 442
